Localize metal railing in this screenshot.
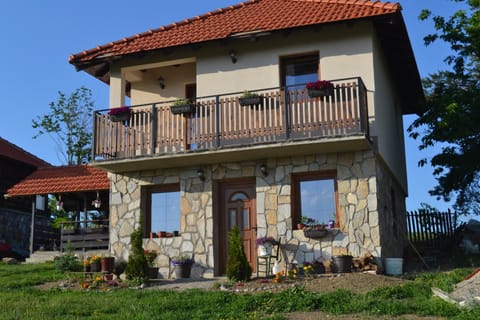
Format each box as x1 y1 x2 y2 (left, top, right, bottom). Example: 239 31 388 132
92 77 368 161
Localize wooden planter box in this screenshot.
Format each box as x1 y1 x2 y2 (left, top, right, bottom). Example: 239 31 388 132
171 104 195 114
239 95 263 107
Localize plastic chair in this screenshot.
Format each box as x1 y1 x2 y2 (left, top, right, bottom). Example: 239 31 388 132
256 237 281 278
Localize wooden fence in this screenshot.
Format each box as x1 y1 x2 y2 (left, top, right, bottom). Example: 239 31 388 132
406 209 458 246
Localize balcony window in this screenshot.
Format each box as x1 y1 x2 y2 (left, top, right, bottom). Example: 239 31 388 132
280 52 319 91
292 171 338 228
144 184 180 234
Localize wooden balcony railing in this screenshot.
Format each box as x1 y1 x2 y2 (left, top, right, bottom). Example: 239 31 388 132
60 220 109 252
92 77 368 161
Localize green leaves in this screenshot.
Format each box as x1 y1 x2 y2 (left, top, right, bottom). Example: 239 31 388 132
32 86 94 165
408 1 480 214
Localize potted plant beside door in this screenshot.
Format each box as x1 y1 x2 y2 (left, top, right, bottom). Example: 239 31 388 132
256 236 278 256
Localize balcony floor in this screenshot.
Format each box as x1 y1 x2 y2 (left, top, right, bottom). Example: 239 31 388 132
93 134 371 173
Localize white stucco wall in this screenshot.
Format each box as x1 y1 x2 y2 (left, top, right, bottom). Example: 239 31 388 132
108 21 407 191
371 35 408 193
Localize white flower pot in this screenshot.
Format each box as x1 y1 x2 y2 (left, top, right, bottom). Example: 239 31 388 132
257 243 273 256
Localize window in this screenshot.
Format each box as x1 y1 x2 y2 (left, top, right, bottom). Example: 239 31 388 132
144 184 180 234
292 171 338 228
280 52 319 91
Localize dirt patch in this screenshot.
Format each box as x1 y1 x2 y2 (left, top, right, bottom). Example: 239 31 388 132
226 272 408 295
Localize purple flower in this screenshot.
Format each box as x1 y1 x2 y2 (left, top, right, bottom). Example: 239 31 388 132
256 236 278 246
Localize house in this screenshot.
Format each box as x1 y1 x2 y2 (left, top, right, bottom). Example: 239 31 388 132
69 0 424 278
0 137 51 257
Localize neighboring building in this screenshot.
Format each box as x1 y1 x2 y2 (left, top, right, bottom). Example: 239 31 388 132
6 165 111 254
69 0 424 278
0 137 51 257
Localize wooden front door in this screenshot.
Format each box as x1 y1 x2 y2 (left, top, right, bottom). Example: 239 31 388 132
217 180 257 275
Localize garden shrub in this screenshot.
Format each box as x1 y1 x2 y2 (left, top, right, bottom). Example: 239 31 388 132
124 224 148 285
54 243 81 272
226 226 251 281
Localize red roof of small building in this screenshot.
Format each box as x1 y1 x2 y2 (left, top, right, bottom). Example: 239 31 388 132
69 0 400 65
6 165 109 197
0 137 51 168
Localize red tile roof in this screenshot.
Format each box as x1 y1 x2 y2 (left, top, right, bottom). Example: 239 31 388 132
6 165 109 197
70 0 400 65
0 137 51 168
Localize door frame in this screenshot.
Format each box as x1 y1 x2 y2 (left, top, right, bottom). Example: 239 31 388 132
213 178 257 276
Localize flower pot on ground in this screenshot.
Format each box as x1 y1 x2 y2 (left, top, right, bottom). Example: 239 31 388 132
148 267 159 279
107 106 131 122
101 257 115 273
333 255 353 273
90 258 101 272
171 254 194 279
306 80 334 98
144 249 159 279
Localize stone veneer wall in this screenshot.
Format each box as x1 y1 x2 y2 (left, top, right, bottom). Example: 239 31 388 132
109 149 406 278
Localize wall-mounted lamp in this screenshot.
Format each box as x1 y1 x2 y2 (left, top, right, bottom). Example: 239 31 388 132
92 191 101 209
229 49 237 64
197 169 205 181
56 195 64 211
158 76 165 89
260 164 268 177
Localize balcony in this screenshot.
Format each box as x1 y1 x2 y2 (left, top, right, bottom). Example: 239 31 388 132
92 77 370 171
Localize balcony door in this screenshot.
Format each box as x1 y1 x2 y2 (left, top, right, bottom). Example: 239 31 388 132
280 52 319 91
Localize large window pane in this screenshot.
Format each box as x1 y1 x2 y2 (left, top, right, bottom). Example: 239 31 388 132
299 179 335 224
293 171 338 228
151 190 180 232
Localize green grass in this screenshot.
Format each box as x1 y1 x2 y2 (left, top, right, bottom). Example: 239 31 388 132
1 262 480 319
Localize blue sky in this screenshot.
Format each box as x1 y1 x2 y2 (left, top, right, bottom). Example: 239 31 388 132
0 0 464 212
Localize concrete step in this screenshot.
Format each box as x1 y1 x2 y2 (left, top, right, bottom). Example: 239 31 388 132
25 251 61 263
25 249 110 264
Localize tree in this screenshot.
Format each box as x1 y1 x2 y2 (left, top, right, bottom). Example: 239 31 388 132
408 0 480 214
125 224 148 285
32 86 94 165
226 226 252 281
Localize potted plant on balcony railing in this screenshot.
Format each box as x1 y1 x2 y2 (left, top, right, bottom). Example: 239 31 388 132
107 106 131 122
238 90 263 107
306 80 334 98
171 98 196 114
